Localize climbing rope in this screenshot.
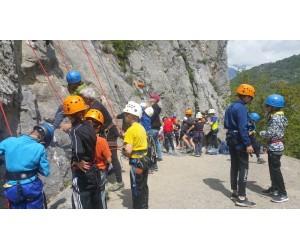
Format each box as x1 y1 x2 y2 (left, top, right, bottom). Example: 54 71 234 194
56 41 70 72
27 41 63 104
80 40 122 132
0 100 13 136
91 41 123 114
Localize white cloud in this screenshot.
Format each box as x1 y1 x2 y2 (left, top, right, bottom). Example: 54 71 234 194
227 40 300 68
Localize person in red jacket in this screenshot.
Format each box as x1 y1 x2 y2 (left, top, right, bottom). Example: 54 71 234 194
162 116 175 155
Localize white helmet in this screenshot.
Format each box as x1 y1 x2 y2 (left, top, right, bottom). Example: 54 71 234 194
196 112 202 119
140 102 147 108
144 107 154 117
208 109 215 114
123 101 143 118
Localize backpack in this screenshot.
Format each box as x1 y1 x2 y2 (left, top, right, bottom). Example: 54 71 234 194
146 131 157 165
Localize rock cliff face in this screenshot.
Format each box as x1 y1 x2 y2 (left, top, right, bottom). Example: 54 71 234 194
0 40 229 208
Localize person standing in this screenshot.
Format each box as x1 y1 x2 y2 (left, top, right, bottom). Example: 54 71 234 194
206 109 219 149
122 101 149 209
78 87 124 192
149 93 162 171
63 95 100 209
224 83 255 207
260 94 289 203
0 124 54 209
85 109 112 209
162 116 175 155
44 70 87 130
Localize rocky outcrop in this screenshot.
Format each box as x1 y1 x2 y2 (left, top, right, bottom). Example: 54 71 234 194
0 40 230 208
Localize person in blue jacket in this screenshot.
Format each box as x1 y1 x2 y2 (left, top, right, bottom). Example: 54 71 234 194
0 124 54 209
224 83 255 207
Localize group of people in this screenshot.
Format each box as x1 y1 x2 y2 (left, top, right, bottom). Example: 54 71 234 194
225 83 288 207
0 70 289 209
160 108 219 157
0 70 158 209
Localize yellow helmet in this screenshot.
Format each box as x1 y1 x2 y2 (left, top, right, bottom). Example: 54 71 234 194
85 109 104 124
185 109 193 115
236 83 255 97
63 95 87 115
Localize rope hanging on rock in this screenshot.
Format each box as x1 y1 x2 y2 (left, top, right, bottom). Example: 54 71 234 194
80 40 122 132
91 41 123 114
56 41 70 72
27 41 63 103
0 100 13 137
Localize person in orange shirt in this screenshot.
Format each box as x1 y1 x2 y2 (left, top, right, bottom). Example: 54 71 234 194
85 109 112 209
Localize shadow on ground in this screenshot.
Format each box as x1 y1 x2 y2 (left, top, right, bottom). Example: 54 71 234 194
203 178 232 199
49 198 66 209
247 180 264 195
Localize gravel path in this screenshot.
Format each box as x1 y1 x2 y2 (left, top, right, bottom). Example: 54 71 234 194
50 151 300 209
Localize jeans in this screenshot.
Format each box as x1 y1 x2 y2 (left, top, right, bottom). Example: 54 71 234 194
150 129 162 159
193 132 203 155
164 132 175 152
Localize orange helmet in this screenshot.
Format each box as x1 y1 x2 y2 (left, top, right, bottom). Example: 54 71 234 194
63 95 87 115
185 109 193 115
135 81 145 88
236 83 255 97
85 109 104 124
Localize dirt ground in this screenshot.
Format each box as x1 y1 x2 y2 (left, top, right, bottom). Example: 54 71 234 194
48 150 300 209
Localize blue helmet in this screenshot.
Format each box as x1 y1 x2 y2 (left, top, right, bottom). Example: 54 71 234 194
265 94 285 108
249 112 260 122
34 123 54 148
66 70 82 84
173 113 177 118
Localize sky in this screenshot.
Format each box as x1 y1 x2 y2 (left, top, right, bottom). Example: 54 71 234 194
227 40 300 69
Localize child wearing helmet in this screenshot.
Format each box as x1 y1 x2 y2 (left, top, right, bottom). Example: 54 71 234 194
206 108 219 149
224 83 256 207
260 94 289 203
248 112 265 164
85 109 112 209
80 87 124 192
182 109 195 153
122 101 149 208
63 95 101 209
0 123 54 209
188 112 205 157
44 70 88 130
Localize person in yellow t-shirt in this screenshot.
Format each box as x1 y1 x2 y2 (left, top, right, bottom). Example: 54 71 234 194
122 101 149 209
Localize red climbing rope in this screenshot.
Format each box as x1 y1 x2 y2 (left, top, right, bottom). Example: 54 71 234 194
80 41 122 132
56 41 70 72
28 41 63 103
0 100 13 136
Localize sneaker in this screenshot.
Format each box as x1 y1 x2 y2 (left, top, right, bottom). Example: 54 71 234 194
257 157 265 164
271 194 289 203
157 158 163 161
153 166 158 171
108 181 124 191
230 193 238 200
261 187 278 196
235 197 256 207
195 154 201 157
186 147 194 153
